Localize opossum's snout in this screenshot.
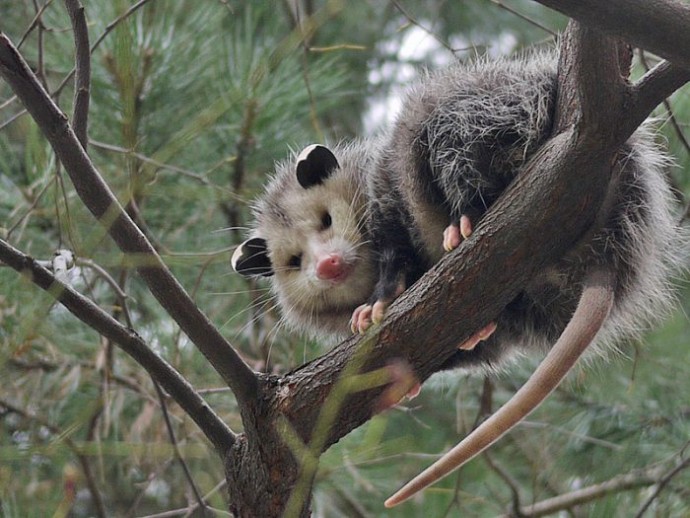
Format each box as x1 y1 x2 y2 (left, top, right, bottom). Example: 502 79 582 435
315 252 353 283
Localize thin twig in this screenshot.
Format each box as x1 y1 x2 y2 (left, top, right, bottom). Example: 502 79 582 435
0 0 154 131
639 50 690 156
152 381 209 517
64 0 91 149
391 0 458 54
89 140 223 188
17 0 56 49
488 0 557 36
511 466 667 517
77 257 134 328
634 445 690 518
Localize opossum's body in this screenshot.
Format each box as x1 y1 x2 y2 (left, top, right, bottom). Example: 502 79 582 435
233 51 679 367
233 49 682 506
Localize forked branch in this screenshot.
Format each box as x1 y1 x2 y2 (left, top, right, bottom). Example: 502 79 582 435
0 33 259 417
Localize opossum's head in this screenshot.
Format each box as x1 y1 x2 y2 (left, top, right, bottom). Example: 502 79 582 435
232 143 376 340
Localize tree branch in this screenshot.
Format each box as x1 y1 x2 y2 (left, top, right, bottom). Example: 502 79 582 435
0 32 260 414
630 60 690 136
634 448 690 518
534 0 690 70
0 238 236 453
512 466 666 517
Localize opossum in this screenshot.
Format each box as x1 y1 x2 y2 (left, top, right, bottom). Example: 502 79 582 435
232 51 681 505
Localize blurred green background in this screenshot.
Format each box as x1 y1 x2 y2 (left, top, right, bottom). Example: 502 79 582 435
1 1 688 516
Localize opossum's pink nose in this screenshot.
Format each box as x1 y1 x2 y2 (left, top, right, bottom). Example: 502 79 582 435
316 253 349 282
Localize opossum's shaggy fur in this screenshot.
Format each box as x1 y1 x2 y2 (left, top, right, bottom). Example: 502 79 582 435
234 50 682 371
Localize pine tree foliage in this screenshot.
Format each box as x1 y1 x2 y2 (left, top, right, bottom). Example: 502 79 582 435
1 1 688 516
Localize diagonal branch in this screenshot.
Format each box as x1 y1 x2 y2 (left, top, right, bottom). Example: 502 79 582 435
629 60 690 136
0 32 259 413
0 238 236 453
514 466 666 517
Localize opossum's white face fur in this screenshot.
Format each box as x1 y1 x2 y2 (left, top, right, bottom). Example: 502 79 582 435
232 143 377 340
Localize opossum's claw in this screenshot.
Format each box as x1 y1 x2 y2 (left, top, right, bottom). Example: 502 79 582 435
372 299 389 325
443 215 473 252
351 303 374 334
443 224 460 251
350 298 393 333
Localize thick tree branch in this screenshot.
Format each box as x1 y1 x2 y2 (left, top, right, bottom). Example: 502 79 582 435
0 238 236 453
0 33 259 414
534 0 690 70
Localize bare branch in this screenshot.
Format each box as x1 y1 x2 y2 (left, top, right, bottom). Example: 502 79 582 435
64 0 91 149
489 0 557 36
634 446 690 518
534 0 690 69
639 51 690 158
513 466 666 517
0 33 260 411
0 238 236 453
152 381 209 515
630 60 690 136
0 0 153 131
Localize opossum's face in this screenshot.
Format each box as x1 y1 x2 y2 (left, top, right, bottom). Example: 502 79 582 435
232 144 376 338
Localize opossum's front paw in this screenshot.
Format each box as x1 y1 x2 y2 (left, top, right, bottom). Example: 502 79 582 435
458 321 497 350
443 215 473 252
351 300 391 334
351 303 373 333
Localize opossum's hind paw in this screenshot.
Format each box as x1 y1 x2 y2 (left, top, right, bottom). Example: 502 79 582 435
375 361 422 413
443 215 473 252
458 321 497 350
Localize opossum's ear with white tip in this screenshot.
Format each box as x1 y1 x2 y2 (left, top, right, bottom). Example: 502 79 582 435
232 237 273 277
296 144 339 189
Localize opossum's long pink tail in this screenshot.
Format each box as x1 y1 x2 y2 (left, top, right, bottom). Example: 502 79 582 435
385 268 615 508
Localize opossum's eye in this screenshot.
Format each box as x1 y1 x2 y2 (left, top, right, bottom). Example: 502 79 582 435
321 212 332 230
287 253 302 270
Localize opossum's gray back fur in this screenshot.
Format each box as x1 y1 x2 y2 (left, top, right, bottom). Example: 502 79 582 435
373 50 683 368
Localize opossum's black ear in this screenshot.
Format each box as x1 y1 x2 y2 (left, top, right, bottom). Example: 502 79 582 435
232 238 273 277
296 144 339 189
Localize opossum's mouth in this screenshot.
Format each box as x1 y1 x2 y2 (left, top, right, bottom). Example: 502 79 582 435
326 262 354 285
